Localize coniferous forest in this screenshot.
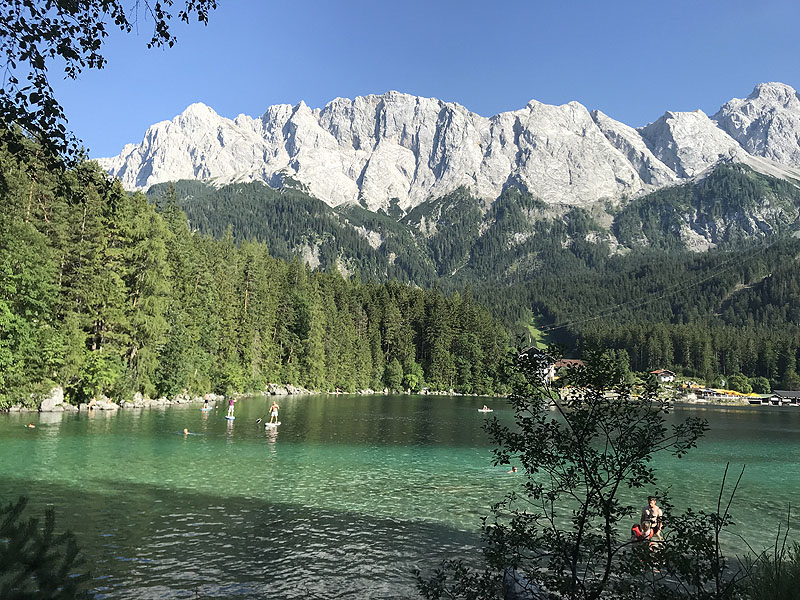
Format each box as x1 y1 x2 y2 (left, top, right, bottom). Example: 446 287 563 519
5 128 800 408
155 167 800 392
0 133 511 408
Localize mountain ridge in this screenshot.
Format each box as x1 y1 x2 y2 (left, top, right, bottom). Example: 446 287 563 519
147 163 800 289
102 83 800 214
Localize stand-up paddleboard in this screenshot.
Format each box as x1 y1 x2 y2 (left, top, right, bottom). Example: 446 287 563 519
201 407 212 412
477 408 493 413
225 415 235 420
265 421 281 428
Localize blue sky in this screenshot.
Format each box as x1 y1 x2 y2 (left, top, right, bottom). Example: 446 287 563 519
51 0 800 158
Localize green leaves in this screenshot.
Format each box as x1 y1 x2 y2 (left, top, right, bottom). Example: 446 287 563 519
1 0 217 162
420 349 714 600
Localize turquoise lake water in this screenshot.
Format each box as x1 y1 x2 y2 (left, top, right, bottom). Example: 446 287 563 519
1 395 799 598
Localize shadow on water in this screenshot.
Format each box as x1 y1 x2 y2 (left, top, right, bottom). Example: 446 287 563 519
1 477 482 600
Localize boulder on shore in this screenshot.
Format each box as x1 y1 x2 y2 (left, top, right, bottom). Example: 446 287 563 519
285 384 310 395
92 395 119 410
38 386 64 412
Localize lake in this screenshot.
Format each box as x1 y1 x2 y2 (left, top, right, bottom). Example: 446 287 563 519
1 395 799 599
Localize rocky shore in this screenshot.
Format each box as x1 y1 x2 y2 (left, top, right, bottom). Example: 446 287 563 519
3 384 493 414
4 384 317 414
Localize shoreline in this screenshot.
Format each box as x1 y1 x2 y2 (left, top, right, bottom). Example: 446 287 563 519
1 384 499 414
2 385 314 414
673 399 799 409
4 389 797 415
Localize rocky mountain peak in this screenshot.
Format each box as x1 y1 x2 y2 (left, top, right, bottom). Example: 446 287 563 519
638 109 747 178
714 82 800 166
179 102 218 119
747 82 799 107
98 84 800 213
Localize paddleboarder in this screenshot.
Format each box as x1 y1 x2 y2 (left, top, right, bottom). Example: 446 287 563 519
269 400 280 424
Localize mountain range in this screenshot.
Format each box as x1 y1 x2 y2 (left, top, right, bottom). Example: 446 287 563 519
102 82 800 216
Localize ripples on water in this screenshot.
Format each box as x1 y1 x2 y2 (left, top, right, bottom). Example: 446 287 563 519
1 397 799 598
3 477 484 599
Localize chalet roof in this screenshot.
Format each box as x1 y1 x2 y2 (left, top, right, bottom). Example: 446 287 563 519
554 359 584 369
773 390 800 399
650 369 675 375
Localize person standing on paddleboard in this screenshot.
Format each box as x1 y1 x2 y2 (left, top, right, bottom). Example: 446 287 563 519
269 400 280 424
227 397 235 418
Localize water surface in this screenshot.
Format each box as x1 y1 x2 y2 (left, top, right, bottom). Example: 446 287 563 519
1 396 798 598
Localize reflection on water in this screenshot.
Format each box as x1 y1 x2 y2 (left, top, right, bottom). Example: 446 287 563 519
1 397 799 598
226 417 234 443
265 424 279 456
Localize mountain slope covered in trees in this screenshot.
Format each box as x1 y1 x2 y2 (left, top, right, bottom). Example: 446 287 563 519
141 162 800 390
151 165 800 285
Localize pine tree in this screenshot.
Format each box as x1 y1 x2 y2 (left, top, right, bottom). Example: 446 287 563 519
300 281 327 390
122 193 171 397
0 497 93 599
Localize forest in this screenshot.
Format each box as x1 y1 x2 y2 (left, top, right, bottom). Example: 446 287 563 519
0 132 512 408
472 237 800 391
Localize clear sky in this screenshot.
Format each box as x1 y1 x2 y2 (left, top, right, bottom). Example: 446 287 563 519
50 0 800 158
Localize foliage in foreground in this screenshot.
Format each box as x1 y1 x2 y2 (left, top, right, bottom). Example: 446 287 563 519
1 0 217 163
416 348 750 599
0 496 93 599
742 527 800 600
